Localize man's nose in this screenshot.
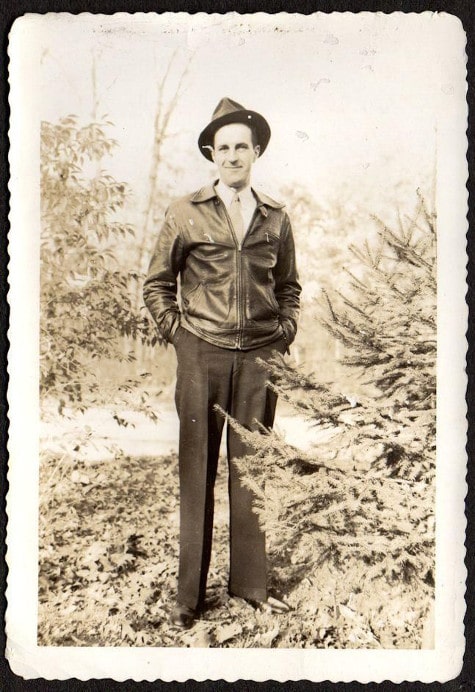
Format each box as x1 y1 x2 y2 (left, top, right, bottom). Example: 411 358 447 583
228 148 239 163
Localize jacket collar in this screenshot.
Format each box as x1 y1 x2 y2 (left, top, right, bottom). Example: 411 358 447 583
191 182 284 213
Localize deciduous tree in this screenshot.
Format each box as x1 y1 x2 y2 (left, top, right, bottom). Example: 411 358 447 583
40 116 155 411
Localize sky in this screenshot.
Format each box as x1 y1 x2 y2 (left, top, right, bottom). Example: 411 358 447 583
20 12 465 214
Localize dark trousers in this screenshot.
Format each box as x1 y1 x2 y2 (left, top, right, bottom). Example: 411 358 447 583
173 327 286 610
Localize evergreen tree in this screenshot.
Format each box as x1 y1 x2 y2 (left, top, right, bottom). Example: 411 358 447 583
230 192 436 645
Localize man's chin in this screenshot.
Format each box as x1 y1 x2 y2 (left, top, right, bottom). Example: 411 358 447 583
222 173 248 189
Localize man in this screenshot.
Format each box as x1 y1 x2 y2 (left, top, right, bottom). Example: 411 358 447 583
143 97 301 630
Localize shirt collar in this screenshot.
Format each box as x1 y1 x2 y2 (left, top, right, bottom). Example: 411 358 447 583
215 180 255 208
190 181 285 211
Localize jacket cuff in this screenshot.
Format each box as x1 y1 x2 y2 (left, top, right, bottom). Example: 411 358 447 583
168 317 181 344
280 317 297 347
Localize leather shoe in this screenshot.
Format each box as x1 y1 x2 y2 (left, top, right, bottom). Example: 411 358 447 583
266 595 291 613
169 603 196 630
229 592 291 613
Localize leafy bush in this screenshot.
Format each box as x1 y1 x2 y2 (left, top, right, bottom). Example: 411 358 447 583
40 116 154 410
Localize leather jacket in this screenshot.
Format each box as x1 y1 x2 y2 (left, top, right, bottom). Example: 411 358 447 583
143 183 301 351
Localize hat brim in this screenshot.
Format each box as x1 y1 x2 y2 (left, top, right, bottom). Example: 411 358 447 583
198 110 271 161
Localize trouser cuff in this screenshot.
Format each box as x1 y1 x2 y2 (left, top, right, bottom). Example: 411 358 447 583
229 584 267 603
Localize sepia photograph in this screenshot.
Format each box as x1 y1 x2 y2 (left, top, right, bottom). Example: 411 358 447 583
6 10 467 682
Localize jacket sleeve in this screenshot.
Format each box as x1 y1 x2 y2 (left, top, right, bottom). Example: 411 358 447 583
143 208 185 343
275 212 301 346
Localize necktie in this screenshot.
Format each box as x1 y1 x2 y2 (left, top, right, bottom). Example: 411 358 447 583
229 192 245 243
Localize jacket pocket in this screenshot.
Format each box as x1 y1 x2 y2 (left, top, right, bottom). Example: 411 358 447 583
183 282 204 314
245 283 280 323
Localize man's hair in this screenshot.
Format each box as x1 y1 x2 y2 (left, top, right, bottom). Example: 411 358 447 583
213 122 259 149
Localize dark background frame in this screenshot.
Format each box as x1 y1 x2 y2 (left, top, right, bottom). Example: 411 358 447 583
1 1 473 690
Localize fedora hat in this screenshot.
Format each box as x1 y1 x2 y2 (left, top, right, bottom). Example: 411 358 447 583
198 97 271 161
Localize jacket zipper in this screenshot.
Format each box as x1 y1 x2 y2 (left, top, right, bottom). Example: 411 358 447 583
221 205 242 348
221 204 259 350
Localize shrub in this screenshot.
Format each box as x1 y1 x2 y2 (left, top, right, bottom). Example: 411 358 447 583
40 116 154 411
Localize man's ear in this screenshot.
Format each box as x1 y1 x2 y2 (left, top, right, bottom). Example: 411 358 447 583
254 145 261 159
210 148 216 163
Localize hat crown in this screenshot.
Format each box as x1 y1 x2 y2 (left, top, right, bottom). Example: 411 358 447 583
212 97 246 122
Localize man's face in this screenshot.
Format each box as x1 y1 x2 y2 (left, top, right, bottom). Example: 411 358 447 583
211 123 260 191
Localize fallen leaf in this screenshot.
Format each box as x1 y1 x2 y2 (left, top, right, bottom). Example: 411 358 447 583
348 625 379 646
121 623 136 642
71 470 91 485
110 552 135 568
75 568 90 579
181 626 211 648
338 604 358 621
83 541 107 565
255 626 280 647
215 622 242 644
154 562 169 576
